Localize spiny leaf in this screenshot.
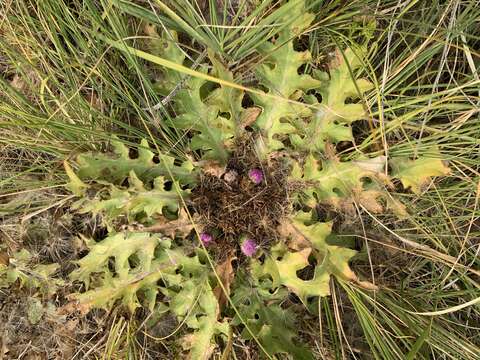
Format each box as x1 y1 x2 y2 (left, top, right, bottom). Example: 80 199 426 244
143 25 185 94
180 283 229 360
76 137 195 185
69 232 180 313
146 25 241 162
253 211 359 303
293 211 358 283
208 53 244 126
290 109 353 152
163 254 229 359
291 46 373 152
26 297 44 325
291 154 392 213
391 147 450 194
78 171 188 229
317 46 373 123
253 242 330 302
164 253 208 318
231 272 313 359
170 73 236 162
251 0 320 152
0 249 62 296
168 56 241 162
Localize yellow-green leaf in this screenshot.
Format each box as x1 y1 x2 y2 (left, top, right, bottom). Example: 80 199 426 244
391 147 450 193
251 1 320 152
253 211 357 303
64 161 88 196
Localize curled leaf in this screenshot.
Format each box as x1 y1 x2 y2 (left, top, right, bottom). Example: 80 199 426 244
213 253 235 309
64 161 88 196
391 147 450 194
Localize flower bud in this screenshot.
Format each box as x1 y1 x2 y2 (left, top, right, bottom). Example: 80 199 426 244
248 168 263 184
200 232 213 245
241 238 257 257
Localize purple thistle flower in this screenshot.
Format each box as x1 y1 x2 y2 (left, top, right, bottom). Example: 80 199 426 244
241 238 257 257
200 232 213 245
248 168 263 184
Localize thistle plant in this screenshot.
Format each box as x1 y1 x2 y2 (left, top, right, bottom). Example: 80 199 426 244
63 1 450 358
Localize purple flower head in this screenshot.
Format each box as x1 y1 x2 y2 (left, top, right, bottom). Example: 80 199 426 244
241 238 257 257
200 232 213 245
248 168 263 184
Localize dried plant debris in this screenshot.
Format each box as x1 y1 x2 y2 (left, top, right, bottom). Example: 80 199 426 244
0 287 78 359
192 138 292 257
